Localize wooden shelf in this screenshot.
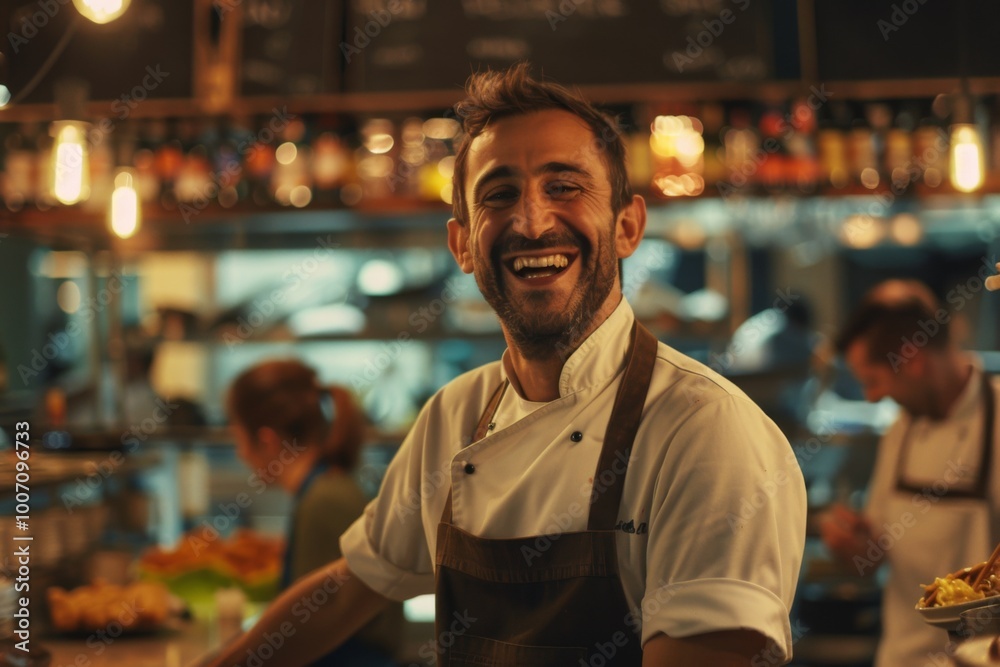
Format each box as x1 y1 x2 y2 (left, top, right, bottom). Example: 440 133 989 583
5 77 1000 123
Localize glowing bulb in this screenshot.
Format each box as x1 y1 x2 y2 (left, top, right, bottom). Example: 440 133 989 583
110 171 140 238
72 0 131 24
950 124 984 193
51 122 90 205
275 142 298 165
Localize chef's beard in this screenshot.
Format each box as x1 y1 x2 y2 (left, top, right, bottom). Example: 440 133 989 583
473 224 618 361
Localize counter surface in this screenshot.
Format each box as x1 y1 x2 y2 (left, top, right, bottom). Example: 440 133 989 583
39 616 225 667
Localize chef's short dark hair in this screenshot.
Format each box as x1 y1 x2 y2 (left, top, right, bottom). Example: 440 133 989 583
451 62 631 224
835 299 950 364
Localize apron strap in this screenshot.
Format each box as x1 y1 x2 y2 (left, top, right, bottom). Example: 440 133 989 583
587 322 659 531
441 379 509 525
440 321 658 531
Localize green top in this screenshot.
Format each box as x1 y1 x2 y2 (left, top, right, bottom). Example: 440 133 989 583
291 469 404 658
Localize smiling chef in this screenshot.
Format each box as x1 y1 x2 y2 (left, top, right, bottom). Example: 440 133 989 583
207 63 806 667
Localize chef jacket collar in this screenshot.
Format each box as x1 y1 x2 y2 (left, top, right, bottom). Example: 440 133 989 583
941 355 982 422
500 297 636 400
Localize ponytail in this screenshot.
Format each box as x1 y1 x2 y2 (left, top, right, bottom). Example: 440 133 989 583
320 386 366 471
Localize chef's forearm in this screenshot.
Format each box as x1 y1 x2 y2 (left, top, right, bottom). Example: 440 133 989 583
205 558 389 667
642 630 771 666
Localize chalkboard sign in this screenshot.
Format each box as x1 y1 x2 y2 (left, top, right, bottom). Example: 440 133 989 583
240 0 343 96
814 0 1000 80
343 0 779 92
7 0 194 104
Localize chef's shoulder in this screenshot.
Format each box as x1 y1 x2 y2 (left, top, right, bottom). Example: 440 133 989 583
647 343 776 427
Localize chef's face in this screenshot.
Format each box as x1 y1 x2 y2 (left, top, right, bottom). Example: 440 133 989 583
845 338 931 416
448 109 644 357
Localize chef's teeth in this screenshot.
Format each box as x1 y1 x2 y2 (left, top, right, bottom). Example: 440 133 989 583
512 254 569 272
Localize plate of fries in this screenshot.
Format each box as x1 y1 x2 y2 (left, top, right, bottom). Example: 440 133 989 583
917 558 1000 630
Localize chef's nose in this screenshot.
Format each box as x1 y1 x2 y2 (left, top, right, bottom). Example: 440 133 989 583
511 188 556 239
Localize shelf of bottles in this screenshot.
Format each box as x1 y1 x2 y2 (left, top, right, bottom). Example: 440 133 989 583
1 93 999 237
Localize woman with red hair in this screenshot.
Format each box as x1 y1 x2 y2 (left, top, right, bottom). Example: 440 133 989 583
227 359 401 666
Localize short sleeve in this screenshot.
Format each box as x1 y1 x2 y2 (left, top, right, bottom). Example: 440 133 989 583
340 400 439 601
640 394 806 662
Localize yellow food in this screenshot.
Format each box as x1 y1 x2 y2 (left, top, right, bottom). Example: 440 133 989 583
927 576 986 606
47 581 171 633
918 560 1000 608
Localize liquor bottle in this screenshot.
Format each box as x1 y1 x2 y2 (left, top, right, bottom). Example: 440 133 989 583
153 120 183 210
787 98 821 193
722 107 759 194
270 115 312 207
757 105 787 192
245 114 277 206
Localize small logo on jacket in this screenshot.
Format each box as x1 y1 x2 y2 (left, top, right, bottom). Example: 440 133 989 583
615 519 648 535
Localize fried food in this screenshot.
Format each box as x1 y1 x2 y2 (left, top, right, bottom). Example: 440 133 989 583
139 528 282 582
47 580 171 633
919 561 1000 608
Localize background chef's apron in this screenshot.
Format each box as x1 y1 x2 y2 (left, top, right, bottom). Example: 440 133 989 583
875 374 994 667
433 322 657 666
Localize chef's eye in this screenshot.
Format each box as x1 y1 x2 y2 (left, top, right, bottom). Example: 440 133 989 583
546 182 580 198
483 187 518 206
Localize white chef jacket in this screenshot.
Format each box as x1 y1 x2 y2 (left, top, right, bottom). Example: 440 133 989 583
341 299 807 660
864 363 1000 667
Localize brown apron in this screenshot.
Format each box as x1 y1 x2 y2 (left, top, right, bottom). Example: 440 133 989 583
434 322 658 666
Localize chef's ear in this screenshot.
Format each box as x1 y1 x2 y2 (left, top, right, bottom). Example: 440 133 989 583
448 218 474 273
615 195 646 259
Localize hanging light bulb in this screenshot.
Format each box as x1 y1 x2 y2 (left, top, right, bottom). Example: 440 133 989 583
950 124 984 193
110 171 140 238
72 0 131 24
51 121 90 205
948 89 985 193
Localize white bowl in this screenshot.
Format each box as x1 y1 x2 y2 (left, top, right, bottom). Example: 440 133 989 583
918 596 1000 631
